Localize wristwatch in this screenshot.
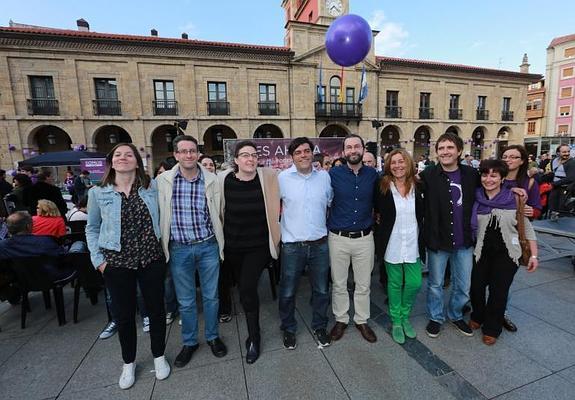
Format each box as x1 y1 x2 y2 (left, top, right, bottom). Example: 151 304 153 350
530 255 539 260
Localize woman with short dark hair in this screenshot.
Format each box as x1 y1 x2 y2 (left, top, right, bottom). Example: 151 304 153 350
86 143 169 389
470 159 538 345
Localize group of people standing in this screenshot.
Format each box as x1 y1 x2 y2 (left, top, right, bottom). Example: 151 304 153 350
85 132 540 390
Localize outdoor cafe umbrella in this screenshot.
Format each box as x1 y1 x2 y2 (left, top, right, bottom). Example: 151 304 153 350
18 150 106 167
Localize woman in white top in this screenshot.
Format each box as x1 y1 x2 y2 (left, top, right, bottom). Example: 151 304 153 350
375 149 425 344
66 196 88 221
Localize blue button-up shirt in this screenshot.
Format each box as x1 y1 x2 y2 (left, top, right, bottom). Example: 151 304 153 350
170 168 214 243
327 164 378 231
278 165 333 243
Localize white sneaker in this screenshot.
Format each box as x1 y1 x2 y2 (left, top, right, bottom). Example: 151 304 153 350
119 362 136 389
142 317 150 333
154 355 171 380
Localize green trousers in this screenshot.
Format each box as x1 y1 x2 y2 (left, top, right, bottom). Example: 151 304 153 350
385 259 423 324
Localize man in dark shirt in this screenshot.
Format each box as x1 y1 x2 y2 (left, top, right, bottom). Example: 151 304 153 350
328 134 379 344
0 169 12 198
26 171 68 217
419 133 478 339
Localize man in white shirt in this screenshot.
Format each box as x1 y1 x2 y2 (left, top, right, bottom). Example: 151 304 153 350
278 137 333 350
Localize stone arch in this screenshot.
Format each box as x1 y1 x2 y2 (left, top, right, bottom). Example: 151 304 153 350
27 125 72 154
380 125 401 149
445 125 461 136
150 124 178 170
203 124 237 163
413 125 433 159
93 125 132 154
496 126 511 158
253 123 283 138
471 126 486 159
319 124 350 138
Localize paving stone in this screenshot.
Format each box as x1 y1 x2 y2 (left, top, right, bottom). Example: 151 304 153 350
0 336 28 366
58 376 155 400
557 365 575 385
244 341 347 400
412 315 551 399
152 357 247 400
494 373 574 400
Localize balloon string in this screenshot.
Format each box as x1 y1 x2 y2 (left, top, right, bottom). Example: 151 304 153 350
339 66 344 103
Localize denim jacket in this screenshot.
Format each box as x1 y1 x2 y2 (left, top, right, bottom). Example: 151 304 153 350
85 180 161 269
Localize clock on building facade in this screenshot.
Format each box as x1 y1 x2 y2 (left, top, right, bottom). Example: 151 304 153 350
326 0 343 17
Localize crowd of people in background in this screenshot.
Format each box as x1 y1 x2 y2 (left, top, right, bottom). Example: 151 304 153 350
0 134 574 390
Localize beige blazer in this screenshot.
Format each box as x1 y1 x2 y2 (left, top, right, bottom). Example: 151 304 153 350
156 163 224 262
218 167 281 259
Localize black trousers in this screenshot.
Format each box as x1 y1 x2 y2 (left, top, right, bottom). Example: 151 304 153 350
223 247 270 314
104 260 166 363
218 260 233 316
470 250 518 338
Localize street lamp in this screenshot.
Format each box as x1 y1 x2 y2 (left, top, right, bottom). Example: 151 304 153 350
216 131 223 144
165 131 173 143
47 132 56 145
109 132 118 144
265 131 272 139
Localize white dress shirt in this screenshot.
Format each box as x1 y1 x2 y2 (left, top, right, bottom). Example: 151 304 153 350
384 183 419 264
278 165 333 243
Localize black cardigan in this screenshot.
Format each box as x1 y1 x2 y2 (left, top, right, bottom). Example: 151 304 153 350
374 181 426 263
419 164 479 252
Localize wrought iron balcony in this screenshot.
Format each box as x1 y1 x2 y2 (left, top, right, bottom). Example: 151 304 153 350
419 107 434 119
27 98 59 115
153 100 178 116
476 109 489 120
449 108 463 120
258 102 279 116
315 102 362 119
385 106 402 118
207 101 230 116
93 99 122 116
501 111 514 121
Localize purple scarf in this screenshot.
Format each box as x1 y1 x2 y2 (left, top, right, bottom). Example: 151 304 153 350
471 186 516 240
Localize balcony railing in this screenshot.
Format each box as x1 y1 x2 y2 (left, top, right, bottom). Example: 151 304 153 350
476 109 489 120
27 98 59 115
93 99 122 116
207 101 230 116
258 102 279 116
315 102 362 119
419 107 434 119
501 111 514 121
153 100 178 116
385 106 402 118
449 108 463 120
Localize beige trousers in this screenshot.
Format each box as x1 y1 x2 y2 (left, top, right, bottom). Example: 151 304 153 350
328 232 375 325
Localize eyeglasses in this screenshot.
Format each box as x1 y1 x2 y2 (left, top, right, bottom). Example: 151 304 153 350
502 155 521 160
238 152 258 159
176 149 197 155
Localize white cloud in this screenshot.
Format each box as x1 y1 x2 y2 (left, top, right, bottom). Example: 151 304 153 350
368 10 410 57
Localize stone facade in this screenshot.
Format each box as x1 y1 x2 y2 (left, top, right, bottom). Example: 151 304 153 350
0 2 541 171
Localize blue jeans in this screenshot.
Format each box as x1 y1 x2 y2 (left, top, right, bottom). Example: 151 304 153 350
426 246 473 323
279 241 330 333
169 237 220 346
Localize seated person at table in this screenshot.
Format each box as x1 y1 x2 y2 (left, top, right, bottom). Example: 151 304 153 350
0 211 79 281
32 199 66 238
66 196 88 222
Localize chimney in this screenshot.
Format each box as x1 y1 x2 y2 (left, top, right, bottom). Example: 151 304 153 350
76 18 89 32
151 29 158 37
181 33 188 39
520 53 530 73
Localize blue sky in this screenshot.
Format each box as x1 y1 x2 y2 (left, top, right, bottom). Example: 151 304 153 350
3 0 575 76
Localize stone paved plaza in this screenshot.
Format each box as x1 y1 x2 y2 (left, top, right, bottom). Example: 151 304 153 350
1 254 575 400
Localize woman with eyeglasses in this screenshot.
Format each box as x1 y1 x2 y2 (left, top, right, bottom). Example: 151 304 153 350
218 140 280 364
86 143 169 389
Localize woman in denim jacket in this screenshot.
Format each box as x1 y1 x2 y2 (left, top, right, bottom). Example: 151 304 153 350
86 143 170 389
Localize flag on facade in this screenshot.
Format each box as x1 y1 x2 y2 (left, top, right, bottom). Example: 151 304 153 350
358 65 368 104
317 62 324 103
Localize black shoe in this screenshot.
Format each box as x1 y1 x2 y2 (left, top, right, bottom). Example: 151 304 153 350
245 339 260 364
502 316 518 332
207 337 228 358
426 320 441 338
314 328 331 347
283 331 297 350
450 320 474 337
174 344 199 368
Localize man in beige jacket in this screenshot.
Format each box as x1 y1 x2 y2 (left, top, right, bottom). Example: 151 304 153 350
156 135 226 368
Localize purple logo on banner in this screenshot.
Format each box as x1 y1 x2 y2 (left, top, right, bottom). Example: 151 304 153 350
223 138 345 170
80 158 106 181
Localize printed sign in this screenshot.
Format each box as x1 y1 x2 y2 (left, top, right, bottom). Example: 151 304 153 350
223 138 345 170
80 158 106 181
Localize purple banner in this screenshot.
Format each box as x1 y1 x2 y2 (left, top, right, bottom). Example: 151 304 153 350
80 158 106 181
223 138 344 170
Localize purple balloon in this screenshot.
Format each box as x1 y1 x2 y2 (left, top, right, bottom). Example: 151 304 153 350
325 14 372 67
